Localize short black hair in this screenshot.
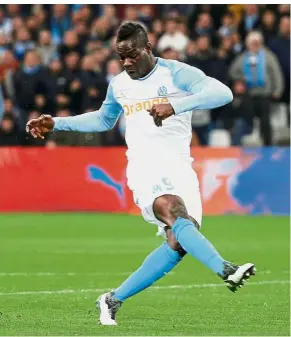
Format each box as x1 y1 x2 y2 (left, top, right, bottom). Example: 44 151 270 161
116 22 148 47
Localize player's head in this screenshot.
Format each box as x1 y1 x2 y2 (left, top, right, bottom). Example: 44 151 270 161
116 22 153 79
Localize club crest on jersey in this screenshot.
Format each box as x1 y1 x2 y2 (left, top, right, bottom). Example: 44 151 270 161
157 86 168 96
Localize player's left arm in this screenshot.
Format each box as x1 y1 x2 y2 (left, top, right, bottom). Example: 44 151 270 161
169 63 233 114
148 61 233 126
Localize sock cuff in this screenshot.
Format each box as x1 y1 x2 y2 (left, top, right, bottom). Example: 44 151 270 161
172 217 194 239
164 242 182 262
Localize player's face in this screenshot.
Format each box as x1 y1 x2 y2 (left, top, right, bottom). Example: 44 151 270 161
116 39 152 79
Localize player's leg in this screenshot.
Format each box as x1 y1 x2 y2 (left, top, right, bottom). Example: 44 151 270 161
112 240 183 301
153 194 256 291
96 229 185 325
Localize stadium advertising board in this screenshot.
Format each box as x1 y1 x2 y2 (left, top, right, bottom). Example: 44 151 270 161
0 147 289 215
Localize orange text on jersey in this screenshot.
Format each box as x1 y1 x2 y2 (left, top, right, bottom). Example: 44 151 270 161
123 97 169 116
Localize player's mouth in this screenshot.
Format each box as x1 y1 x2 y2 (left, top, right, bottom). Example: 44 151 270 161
126 69 138 78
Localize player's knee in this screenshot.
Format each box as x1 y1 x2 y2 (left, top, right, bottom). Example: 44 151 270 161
167 238 187 256
166 226 187 256
153 194 189 227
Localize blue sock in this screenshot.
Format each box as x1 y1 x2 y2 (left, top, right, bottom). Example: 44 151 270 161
172 217 225 275
112 242 182 302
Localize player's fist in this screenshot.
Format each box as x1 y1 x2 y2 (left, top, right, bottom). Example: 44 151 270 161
26 114 54 139
147 103 175 127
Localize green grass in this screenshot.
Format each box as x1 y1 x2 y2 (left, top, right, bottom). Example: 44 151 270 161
0 214 289 336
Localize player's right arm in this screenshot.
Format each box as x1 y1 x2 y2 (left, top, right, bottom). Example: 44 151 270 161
26 82 122 139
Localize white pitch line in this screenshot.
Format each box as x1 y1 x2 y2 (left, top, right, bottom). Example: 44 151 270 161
0 270 288 276
0 280 289 296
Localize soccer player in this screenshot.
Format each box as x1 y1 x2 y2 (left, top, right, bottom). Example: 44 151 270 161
26 22 256 326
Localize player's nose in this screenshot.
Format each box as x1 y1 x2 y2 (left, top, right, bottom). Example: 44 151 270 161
123 58 134 68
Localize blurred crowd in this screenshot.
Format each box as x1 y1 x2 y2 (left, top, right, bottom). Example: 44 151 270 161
0 4 290 147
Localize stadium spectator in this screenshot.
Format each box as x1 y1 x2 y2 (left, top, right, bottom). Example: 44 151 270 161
147 32 158 55
0 50 19 98
58 30 83 61
0 33 9 58
90 17 115 43
278 4 291 18
193 13 214 40
34 9 48 31
0 114 24 145
73 21 89 50
218 12 236 38
3 98 16 118
26 15 41 42
218 79 254 145
13 28 35 61
160 47 180 61
62 51 83 113
231 31 244 54
152 19 164 39
238 5 261 40
6 4 22 20
12 49 48 123
11 16 26 36
229 31 284 145
123 6 139 22
78 5 93 25
269 16 290 114
90 47 108 73
219 36 235 65
37 30 58 65
138 5 154 28
105 58 122 83
80 54 107 111
259 10 277 45
46 58 68 111
211 44 231 85
185 36 215 75
50 4 71 45
0 7 12 38
157 18 189 53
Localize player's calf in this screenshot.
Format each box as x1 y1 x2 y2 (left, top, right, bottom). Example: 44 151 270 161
153 194 256 291
165 226 187 257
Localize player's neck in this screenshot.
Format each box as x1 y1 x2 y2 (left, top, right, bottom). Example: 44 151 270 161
142 54 157 78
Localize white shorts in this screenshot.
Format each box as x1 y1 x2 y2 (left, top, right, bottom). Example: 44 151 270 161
126 160 202 238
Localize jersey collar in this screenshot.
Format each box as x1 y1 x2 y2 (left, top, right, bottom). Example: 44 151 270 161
138 58 159 81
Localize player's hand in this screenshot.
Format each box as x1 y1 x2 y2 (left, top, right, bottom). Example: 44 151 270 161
26 114 54 139
147 103 175 127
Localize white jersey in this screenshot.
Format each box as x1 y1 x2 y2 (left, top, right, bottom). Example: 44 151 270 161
111 58 194 164
54 57 232 167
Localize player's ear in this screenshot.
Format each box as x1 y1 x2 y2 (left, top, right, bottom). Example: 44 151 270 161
145 42 152 54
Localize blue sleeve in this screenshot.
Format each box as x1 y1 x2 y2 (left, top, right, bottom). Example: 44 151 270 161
161 59 233 114
53 82 122 132
0 85 4 123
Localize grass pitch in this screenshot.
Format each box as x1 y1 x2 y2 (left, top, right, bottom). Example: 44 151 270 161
0 214 289 336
